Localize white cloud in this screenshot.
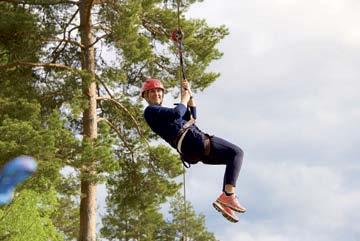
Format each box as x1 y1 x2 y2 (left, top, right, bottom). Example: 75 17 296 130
187 160 360 241
189 0 360 46
183 1 360 241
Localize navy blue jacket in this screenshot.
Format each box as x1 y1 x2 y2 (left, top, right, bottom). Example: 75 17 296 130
144 103 195 147
144 103 205 161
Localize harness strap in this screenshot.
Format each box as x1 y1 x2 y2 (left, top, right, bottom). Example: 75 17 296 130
180 156 191 168
203 134 211 156
177 128 190 154
172 119 213 168
172 118 196 147
173 119 196 168
182 117 195 129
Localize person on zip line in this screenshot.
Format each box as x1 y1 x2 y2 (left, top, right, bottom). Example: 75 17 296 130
0 156 37 205
141 78 246 223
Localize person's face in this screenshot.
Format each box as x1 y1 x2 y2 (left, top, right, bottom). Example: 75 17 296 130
145 88 163 105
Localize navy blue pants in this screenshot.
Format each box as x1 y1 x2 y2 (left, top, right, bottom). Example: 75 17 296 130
202 136 244 192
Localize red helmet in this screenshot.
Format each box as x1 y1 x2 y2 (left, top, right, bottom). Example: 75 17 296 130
141 78 165 97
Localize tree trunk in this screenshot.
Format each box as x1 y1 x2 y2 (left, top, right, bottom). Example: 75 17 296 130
79 1 97 241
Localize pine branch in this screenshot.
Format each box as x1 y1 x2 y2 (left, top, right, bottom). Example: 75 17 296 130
97 117 133 155
47 37 84 49
97 96 144 142
154 59 175 73
0 0 79 5
141 17 169 37
51 9 80 63
0 194 25 222
92 0 112 5
96 78 152 148
87 34 108 49
0 61 78 72
96 76 114 98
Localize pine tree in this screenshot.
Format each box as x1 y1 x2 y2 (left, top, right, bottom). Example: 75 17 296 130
0 1 228 240
0 189 63 241
0 3 79 240
167 193 218 241
101 145 183 241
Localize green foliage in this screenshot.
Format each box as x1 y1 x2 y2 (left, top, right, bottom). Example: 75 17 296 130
98 0 228 94
0 0 228 239
75 124 116 182
168 193 218 241
0 98 77 188
0 189 64 241
0 3 80 240
51 195 79 241
0 3 45 62
0 98 51 162
109 1 153 63
0 97 79 240
101 144 183 240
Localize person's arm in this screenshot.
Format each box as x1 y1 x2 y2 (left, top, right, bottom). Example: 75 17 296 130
188 95 195 107
180 81 191 106
145 104 188 122
181 79 197 119
185 96 196 119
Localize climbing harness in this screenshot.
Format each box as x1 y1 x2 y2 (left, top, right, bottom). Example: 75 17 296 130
173 118 195 169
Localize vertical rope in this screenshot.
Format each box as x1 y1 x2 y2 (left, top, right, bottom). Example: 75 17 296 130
176 0 181 32
176 2 187 240
176 0 186 81
183 165 187 241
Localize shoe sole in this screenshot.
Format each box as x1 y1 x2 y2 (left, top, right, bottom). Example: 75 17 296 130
216 199 247 213
212 201 239 223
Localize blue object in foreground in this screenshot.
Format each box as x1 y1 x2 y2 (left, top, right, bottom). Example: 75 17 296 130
0 156 37 205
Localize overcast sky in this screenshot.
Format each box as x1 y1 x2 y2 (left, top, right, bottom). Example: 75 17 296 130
176 0 360 240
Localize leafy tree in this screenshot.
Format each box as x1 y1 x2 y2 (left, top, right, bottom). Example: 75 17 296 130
101 145 182 241
0 4 78 240
0 0 228 240
167 193 218 241
0 97 79 240
102 147 218 241
0 189 63 241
